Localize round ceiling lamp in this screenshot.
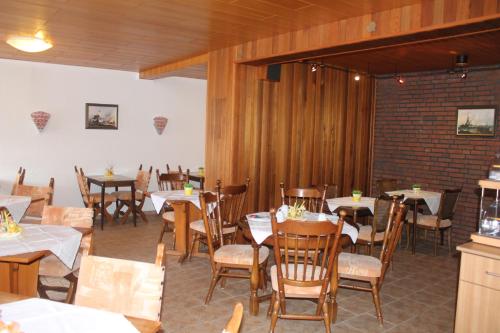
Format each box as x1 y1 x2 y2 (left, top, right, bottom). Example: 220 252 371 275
6 31 53 53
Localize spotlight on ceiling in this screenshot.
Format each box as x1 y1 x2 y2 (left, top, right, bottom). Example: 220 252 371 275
354 74 361 81
311 63 318 72
6 31 53 53
460 69 467 79
396 75 405 85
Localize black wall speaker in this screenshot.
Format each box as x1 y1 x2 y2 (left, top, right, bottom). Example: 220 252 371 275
266 64 281 82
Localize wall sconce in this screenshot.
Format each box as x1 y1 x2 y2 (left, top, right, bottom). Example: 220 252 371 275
153 116 168 135
31 111 50 132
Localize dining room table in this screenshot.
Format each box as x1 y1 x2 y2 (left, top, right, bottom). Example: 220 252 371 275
326 196 376 226
150 190 203 263
86 174 137 229
0 223 89 296
0 292 161 333
240 210 359 317
386 189 442 254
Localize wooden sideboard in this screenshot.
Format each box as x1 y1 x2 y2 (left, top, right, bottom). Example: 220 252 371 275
455 240 500 333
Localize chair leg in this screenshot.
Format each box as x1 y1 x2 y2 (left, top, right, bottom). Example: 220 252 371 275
447 227 452 256
406 224 410 249
64 274 78 304
434 229 439 256
322 298 331 333
188 232 199 261
370 280 383 325
205 267 222 304
269 295 280 333
267 291 276 317
158 220 167 244
119 205 132 224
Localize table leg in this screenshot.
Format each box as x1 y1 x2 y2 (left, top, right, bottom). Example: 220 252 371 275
250 243 260 316
412 201 418 255
131 183 137 227
100 185 105 230
166 202 203 263
0 260 41 297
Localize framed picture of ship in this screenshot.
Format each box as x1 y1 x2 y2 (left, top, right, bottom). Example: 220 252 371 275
85 103 118 130
456 106 496 136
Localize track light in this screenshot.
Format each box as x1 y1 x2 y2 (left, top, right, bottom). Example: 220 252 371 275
354 74 361 81
460 69 467 79
311 64 318 72
396 75 405 85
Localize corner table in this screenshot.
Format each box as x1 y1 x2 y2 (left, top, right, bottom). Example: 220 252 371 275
387 189 441 254
86 175 137 229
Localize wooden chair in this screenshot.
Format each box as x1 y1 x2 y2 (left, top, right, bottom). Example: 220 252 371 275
37 206 94 303
74 166 115 225
188 179 250 259
315 183 338 214
75 243 166 326
12 175 54 221
201 190 269 304
407 188 461 256
157 170 189 245
10 166 25 195
355 197 394 255
376 178 398 197
280 182 328 213
337 201 408 325
268 210 345 333
114 165 153 224
223 302 244 333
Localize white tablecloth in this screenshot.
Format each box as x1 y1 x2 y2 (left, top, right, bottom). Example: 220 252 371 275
150 190 201 213
0 298 139 333
246 211 358 245
0 194 31 223
0 224 82 268
326 197 376 215
386 190 441 215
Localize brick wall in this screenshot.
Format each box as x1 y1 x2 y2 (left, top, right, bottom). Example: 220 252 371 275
373 66 500 245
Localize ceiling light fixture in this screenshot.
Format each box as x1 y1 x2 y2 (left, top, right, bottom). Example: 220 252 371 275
6 31 53 53
460 69 468 79
354 74 361 81
311 63 318 72
396 75 405 85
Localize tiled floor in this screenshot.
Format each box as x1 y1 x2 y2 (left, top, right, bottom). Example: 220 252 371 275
47 212 459 333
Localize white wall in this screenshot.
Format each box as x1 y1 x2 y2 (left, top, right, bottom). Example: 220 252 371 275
0 59 207 210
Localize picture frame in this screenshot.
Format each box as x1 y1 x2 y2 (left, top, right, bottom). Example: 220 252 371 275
456 106 496 136
85 103 119 130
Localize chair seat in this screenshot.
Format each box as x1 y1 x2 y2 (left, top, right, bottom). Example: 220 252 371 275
39 253 82 277
338 252 382 279
84 193 115 204
270 264 330 298
113 190 145 201
214 244 269 266
407 213 452 228
189 219 237 235
356 224 385 243
162 211 175 221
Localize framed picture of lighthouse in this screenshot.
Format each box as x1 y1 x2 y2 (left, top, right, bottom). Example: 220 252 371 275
456 106 495 136
85 103 119 130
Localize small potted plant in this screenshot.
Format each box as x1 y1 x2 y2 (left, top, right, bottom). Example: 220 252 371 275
184 182 194 195
198 167 205 177
412 184 421 192
352 190 362 202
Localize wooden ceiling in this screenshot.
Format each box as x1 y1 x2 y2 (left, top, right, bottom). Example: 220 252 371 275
317 29 500 74
0 0 420 73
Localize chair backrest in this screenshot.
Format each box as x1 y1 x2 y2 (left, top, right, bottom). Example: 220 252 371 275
156 169 188 191
322 184 338 200
379 202 407 285
41 205 94 256
376 178 398 196
199 190 223 271
280 182 327 213
13 178 54 218
438 188 461 221
74 166 91 203
217 178 250 229
135 164 153 193
270 210 345 312
371 197 393 233
11 166 26 195
75 243 166 321
223 302 243 333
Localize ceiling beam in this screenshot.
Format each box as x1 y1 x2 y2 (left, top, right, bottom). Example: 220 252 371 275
139 53 208 80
